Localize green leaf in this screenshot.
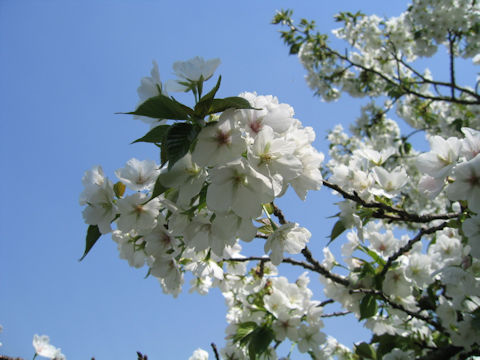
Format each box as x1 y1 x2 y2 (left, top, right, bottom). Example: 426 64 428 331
327 219 346 245
166 123 200 169
233 321 257 345
132 125 170 144
79 225 102 261
207 96 256 114
359 294 378 320
149 175 169 201
194 76 222 117
126 94 193 120
359 245 386 267
160 141 168 168
248 326 274 360
359 262 376 278
354 342 377 360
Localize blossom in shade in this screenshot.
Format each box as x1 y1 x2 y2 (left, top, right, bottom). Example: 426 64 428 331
115 158 160 191
137 60 163 103
461 127 480 160
80 166 117 234
462 214 480 258
117 193 161 234
167 56 220 92
372 166 408 196
157 153 206 206
416 135 461 179
206 158 274 219
446 154 480 213
192 112 246 167
248 126 303 182
264 222 311 265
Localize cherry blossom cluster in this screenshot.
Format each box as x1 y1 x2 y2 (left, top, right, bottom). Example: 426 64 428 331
271 0 480 357
80 57 323 300
222 265 328 358
76 0 480 357
319 106 480 356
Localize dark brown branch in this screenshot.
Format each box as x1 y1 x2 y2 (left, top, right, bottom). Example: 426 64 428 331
301 247 351 286
211 343 221 360
255 233 268 239
321 310 351 318
225 253 351 288
325 46 479 105
379 221 449 278
318 299 335 307
225 256 315 273
322 180 461 223
272 203 287 225
388 42 479 101
349 288 444 332
448 31 457 100
0 356 23 360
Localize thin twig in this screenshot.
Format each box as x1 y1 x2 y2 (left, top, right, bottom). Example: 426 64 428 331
211 343 221 360
349 288 444 332
272 203 287 225
379 221 449 278
301 247 351 286
323 180 461 223
318 299 335 307
321 310 351 318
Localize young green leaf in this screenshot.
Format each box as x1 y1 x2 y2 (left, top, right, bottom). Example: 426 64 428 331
207 96 256 114
132 125 170 144
125 94 193 120
327 219 346 245
79 225 102 261
194 76 222 118
233 321 257 345
248 326 274 360
165 123 200 169
354 342 377 360
149 175 169 201
359 294 378 320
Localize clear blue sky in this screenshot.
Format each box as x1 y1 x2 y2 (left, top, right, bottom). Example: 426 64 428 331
0 1 413 359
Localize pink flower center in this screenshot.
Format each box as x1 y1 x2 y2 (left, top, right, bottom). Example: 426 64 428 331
215 130 231 146
249 120 263 134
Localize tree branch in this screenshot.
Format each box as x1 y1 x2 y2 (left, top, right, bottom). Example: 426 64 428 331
211 343 221 360
379 221 449 278
322 180 461 223
272 203 287 225
301 247 351 287
349 288 444 332
321 310 351 318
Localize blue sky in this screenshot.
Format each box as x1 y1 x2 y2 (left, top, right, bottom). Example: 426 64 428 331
0 1 414 359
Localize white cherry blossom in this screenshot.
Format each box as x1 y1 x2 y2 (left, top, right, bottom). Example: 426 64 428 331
116 193 161 234
115 158 159 191
192 112 246 167
264 222 311 265
206 158 274 219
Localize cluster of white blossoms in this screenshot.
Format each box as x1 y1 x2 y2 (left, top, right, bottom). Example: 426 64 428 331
322 116 480 352
78 0 480 357
418 128 480 256
80 58 323 298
